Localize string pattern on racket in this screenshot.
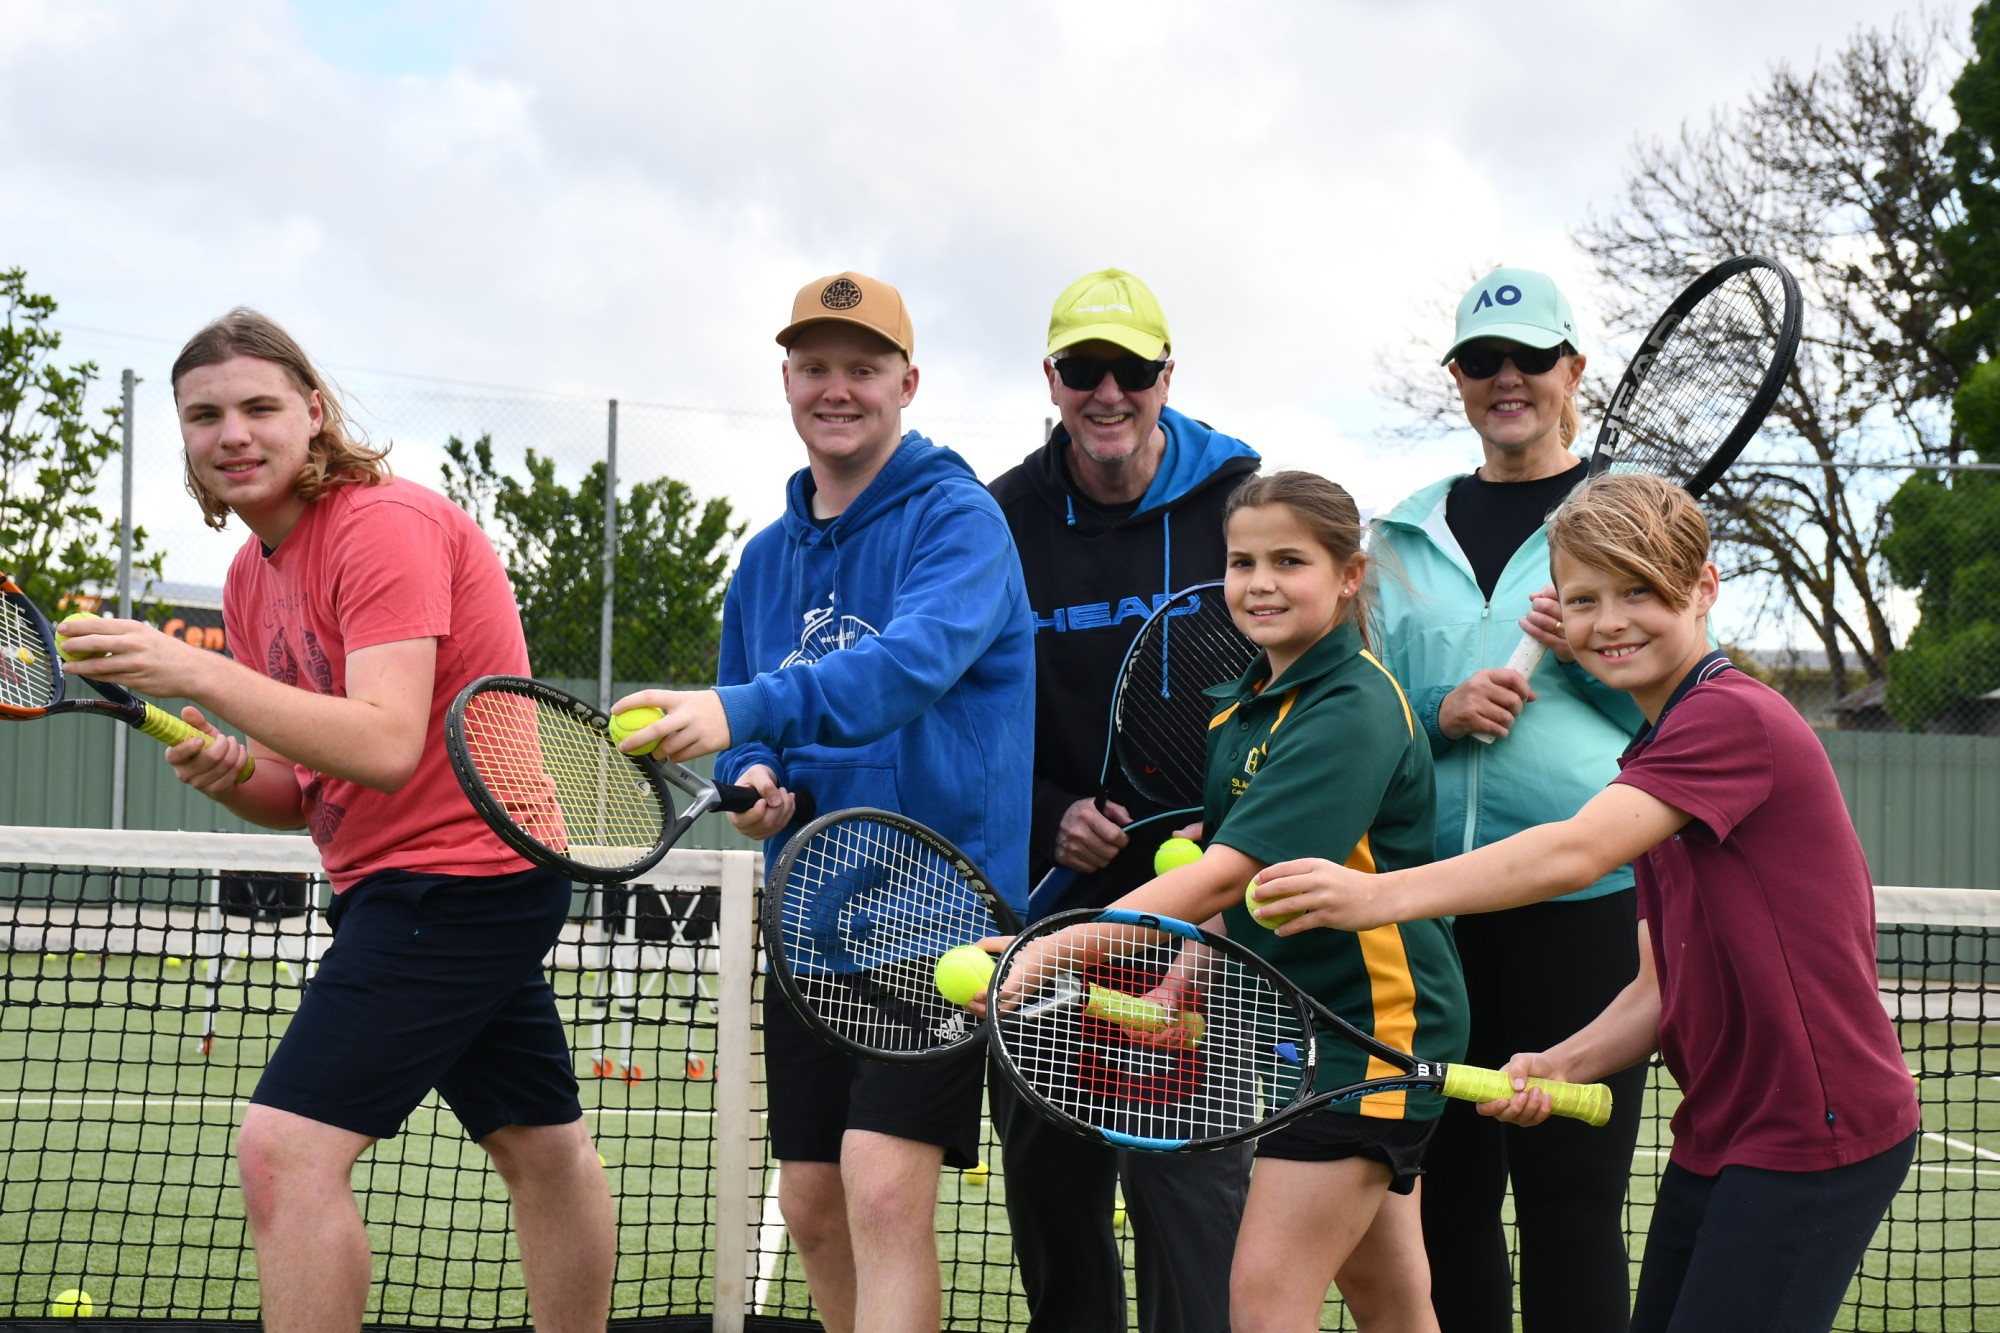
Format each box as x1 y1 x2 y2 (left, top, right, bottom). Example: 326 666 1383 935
1603 263 1793 484
456 688 670 872
1113 589 1256 809
775 815 1009 1057
0 599 57 711
995 918 1311 1147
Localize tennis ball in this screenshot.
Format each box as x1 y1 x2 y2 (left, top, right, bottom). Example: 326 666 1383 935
934 945 996 1006
1245 879 1301 930
962 1160 989 1185
49 1287 94 1317
57 611 105 662
1153 836 1202 876
607 706 664 755
165 957 184 968
1113 1204 1127 1230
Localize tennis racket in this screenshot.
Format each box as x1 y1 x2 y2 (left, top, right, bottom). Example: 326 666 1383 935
0 573 256 782
1028 582 1256 915
445 675 799 883
763 807 1024 1063
988 907 1612 1151
1480 254 1802 741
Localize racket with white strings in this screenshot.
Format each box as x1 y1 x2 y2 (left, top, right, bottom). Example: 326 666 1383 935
0 573 255 781
445 675 801 883
764 807 1024 1063
1479 254 1802 741
1028 582 1255 915
988 907 1612 1151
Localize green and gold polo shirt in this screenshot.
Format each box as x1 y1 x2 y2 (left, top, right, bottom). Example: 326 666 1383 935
1204 619 1469 1119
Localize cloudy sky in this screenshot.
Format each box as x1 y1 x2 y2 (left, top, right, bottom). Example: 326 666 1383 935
0 0 1969 598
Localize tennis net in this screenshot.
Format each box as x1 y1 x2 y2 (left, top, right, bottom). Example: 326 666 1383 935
0 826 1993 1331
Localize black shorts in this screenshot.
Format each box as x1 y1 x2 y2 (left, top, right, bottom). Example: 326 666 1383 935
1255 1109 1438 1195
251 865 582 1143
762 991 985 1169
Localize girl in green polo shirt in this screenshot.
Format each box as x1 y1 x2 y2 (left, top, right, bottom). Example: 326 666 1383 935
1006 470 1470 1331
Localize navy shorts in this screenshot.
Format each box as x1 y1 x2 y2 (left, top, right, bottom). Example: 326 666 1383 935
252 865 582 1143
762 991 985 1169
1255 1108 1438 1194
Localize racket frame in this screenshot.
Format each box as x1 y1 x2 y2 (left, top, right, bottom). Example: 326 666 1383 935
762 806 1023 1064
0 574 256 781
445 674 756 884
989 907 1610 1151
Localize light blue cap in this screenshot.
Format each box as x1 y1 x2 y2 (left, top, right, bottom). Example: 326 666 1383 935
1441 268 1581 365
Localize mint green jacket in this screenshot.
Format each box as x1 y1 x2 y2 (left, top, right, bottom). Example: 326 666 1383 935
1368 474 1642 901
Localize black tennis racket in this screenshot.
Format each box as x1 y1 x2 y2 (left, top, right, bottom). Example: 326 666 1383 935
988 908 1612 1151
446 675 799 883
1483 254 1803 733
0 573 255 782
764 807 1024 1063
1028 582 1255 915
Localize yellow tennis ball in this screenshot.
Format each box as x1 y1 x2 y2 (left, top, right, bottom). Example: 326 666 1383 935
962 1160 990 1185
1113 1204 1127 1229
1153 836 1202 876
607 707 664 755
934 945 996 1006
58 612 105 663
50 1287 94 1317
1245 879 1301 930
165 957 184 968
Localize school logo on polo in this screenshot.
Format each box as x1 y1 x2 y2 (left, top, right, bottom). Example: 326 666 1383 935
821 279 863 310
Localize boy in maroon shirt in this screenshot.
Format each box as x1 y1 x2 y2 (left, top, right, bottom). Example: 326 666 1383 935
1247 474 1918 1333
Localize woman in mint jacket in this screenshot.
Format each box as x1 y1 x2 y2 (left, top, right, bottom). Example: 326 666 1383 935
1368 268 1646 1333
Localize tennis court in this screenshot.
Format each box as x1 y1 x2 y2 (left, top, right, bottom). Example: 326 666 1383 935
2 827 1995 1331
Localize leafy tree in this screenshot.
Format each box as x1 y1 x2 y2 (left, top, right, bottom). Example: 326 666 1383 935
1882 367 2000 730
1941 2 2000 373
0 268 165 610
441 433 743 684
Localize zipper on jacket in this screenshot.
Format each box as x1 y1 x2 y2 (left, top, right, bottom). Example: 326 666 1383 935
1462 600 1491 857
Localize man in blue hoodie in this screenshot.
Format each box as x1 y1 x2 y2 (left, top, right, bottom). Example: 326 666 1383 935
615 271 1034 1333
986 268 1258 1333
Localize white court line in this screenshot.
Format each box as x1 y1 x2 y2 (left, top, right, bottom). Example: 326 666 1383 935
0 1093 733 1119
752 1161 787 1315
1925 1130 2000 1162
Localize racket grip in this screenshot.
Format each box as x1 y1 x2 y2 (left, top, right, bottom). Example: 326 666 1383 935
1442 1064 1612 1126
715 783 815 823
1472 634 1549 745
137 703 256 784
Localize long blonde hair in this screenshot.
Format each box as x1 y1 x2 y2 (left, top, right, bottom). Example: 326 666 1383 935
172 309 391 531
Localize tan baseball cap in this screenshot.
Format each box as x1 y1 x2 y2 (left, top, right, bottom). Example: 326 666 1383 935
776 271 914 357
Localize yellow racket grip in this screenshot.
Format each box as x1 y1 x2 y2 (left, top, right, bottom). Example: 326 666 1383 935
138 702 257 784
1442 1064 1612 1126
1083 984 1205 1046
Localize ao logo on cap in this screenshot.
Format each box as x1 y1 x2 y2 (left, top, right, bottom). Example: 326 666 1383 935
821 279 863 310
1474 285 1523 311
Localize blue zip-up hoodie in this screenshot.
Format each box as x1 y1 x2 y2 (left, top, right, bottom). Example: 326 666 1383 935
1370 473 1641 901
715 431 1035 914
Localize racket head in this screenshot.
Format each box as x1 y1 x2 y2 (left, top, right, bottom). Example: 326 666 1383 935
446 675 681 883
988 908 1321 1151
0 575 149 724
762 807 1023 1063
1586 254 1802 498
1111 582 1257 809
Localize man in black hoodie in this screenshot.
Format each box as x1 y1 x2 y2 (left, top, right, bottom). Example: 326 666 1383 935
987 269 1259 1333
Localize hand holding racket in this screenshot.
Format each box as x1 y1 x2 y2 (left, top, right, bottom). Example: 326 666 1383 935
0 574 255 782
1030 582 1255 916
988 908 1611 1151
445 675 804 883
1478 254 1802 742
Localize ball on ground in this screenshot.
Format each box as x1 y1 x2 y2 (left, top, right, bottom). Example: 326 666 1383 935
1153 836 1202 875
934 945 995 1006
607 707 664 755
1245 880 1301 930
165 957 184 968
50 1287 94 1317
1113 1204 1127 1229
961 1160 989 1185
57 612 105 663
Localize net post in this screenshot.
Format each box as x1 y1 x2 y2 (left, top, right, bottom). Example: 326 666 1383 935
710 848 757 1330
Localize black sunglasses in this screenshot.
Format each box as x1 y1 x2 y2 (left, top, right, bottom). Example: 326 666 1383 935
1051 354 1169 393
1454 342 1571 380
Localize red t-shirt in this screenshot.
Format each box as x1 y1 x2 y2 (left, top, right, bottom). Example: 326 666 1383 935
223 479 532 890
1612 660 1919 1174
